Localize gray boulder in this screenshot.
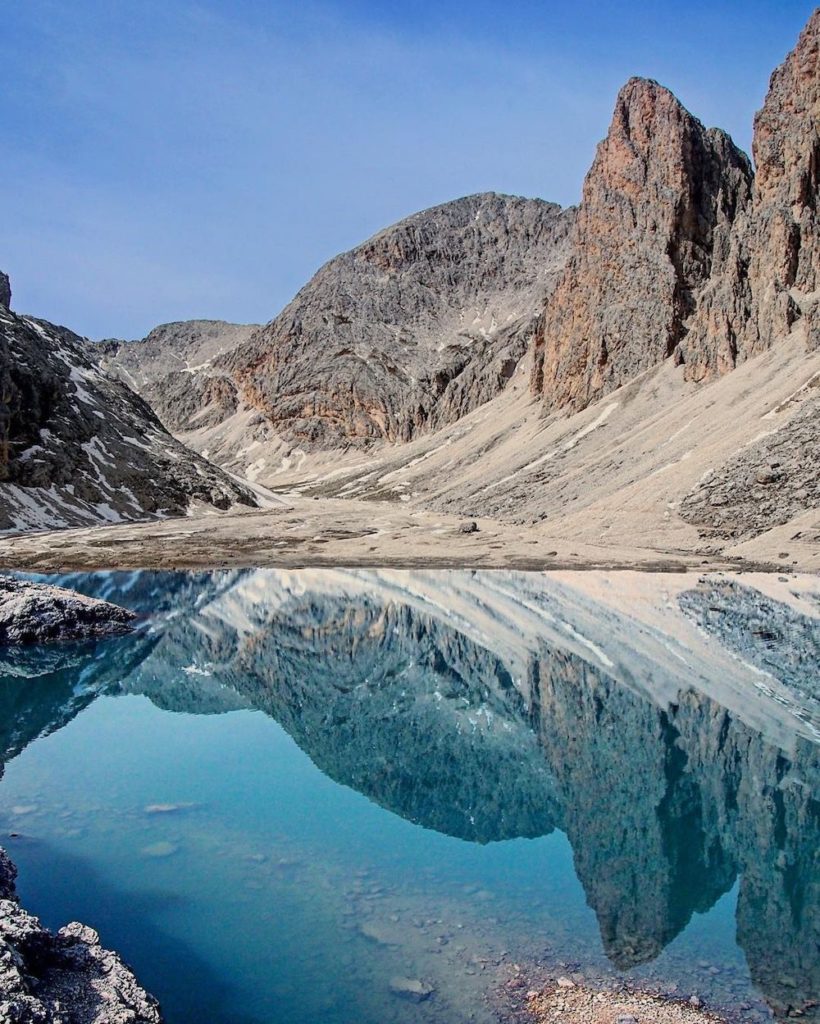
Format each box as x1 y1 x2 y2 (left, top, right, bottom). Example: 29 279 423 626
0 577 135 645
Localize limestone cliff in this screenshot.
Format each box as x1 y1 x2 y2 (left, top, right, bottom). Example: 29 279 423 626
682 9 820 376
531 78 753 411
533 11 820 414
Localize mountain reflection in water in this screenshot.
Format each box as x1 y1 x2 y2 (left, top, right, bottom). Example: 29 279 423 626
1 568 818 1021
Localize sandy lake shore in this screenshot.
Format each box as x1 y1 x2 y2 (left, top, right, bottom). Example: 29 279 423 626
0 496 810 574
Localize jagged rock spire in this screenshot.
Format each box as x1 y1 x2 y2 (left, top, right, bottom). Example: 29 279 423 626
532 77 752 411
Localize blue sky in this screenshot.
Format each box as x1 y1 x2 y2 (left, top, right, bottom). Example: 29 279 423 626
1 0 814 338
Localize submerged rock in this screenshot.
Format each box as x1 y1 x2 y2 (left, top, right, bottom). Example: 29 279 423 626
388 976 434 1003
140 842 180 859
0 577 135 645
0 847 162 1022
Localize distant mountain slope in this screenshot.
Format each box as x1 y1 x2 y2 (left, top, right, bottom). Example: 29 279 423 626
94 319 259 432
0 282 256 533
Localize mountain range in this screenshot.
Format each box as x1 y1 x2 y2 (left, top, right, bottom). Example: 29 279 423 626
0 10 817 564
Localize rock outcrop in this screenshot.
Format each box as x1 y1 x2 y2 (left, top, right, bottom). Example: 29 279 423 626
679 577 820 702
0 287 257 532
0 274 10 312
0 847 162 1023
0 577 135 645
531 78 753 411
219 193 574 448
680 391 820 541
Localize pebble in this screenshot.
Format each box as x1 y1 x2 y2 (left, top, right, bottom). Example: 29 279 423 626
140 841 179 859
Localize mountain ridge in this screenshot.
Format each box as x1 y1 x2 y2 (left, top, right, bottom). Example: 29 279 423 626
0 9 817 559
0 290 257 532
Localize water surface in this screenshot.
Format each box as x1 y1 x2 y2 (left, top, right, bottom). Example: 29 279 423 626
1 569 818 1024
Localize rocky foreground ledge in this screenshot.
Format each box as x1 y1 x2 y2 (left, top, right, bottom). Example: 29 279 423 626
0 848 162 1023
0 578 135 645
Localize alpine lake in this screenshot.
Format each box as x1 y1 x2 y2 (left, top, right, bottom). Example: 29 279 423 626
1 568 817 1024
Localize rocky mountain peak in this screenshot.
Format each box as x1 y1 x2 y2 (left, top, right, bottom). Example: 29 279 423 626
531 76 752 409
605 76 698 174
219 192 575 448
749 6 820 348
681 7 820 376
0 272 10 310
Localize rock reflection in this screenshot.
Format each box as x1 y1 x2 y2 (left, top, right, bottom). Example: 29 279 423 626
2 568 818 1018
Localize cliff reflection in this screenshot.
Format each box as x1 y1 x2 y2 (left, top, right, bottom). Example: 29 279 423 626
2 568 818 1018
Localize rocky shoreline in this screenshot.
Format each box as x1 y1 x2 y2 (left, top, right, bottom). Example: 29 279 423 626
0 577 163 1021
0 847 162 1023
522 980 730 1024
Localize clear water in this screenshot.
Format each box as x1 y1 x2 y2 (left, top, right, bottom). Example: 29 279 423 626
0 569 817 1024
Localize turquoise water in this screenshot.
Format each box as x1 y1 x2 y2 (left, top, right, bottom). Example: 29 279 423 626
0 569 817 1023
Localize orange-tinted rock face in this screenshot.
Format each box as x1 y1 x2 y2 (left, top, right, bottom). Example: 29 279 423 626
532 78 753 411
534 9 820 411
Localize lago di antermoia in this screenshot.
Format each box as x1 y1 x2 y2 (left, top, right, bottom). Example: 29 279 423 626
0 4 818 1023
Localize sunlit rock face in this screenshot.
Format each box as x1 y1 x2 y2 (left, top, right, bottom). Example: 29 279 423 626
531 78 752 411
532 10 819 416
2 568 818 1019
